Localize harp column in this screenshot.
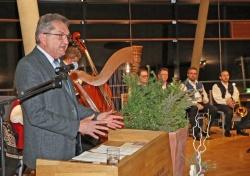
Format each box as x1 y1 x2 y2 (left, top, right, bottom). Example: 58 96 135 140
17 0 39 55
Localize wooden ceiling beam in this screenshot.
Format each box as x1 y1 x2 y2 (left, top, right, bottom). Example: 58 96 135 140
191 0 209 76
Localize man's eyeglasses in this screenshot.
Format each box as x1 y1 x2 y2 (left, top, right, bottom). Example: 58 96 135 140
140 75 149 78
43 32 71 41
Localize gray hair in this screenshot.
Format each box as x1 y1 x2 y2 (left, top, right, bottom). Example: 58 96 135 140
35 13 69 44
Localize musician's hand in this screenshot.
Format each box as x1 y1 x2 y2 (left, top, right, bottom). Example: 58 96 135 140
229 102 235 109
196 103 204 110
226 98 235 108
78 115 109 139
97 110 124 129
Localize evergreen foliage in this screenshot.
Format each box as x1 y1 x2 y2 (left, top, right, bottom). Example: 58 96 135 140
122 73 192 132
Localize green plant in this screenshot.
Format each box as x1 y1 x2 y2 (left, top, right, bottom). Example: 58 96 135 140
122 73 192 132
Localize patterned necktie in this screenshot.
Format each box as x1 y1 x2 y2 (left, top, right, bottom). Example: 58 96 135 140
53 59 60 68
53 59 72 95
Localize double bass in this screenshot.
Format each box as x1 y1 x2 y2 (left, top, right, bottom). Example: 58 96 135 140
70 32 143 112
71 32 114 112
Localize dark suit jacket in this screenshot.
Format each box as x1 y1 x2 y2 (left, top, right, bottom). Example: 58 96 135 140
15 47 96 169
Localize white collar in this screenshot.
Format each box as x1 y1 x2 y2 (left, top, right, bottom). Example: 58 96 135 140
221 81 229 88
37 45 60 69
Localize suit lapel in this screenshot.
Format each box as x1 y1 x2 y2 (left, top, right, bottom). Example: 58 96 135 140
33 47 78 106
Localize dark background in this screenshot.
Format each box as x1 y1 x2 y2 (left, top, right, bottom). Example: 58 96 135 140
1 0 250 96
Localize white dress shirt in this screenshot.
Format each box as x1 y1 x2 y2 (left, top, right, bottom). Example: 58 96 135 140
212 82 239 105
37 45 60 69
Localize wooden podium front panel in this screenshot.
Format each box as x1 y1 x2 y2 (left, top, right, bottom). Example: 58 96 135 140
36 160 118 176
36 129 173 176
117 130 172 176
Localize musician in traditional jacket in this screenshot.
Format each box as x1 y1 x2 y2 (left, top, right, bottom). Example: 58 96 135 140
183 67 217 139
212 70 249 137
15 13 124 172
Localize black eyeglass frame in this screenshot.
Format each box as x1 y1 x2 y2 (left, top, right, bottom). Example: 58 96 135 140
43 32 71 41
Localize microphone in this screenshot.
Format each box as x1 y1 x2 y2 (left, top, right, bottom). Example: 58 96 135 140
55 62 78 74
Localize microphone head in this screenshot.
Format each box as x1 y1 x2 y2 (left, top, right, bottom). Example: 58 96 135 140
55 63 78 75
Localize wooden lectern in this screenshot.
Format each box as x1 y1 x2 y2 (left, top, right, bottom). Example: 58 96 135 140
36 129 173 176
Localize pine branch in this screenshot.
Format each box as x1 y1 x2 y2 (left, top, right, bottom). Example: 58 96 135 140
122 74 192 132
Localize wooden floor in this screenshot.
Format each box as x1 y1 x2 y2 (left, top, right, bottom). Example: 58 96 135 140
185 127 250 175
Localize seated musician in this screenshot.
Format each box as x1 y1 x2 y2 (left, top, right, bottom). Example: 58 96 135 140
183 67 217 139
63 45 83 83
212 70 249 137
157 67 169 89
63 45 82 66
63 44 114 112
138 66 149 86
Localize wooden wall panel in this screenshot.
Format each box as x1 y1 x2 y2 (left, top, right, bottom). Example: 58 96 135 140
231 21 250 38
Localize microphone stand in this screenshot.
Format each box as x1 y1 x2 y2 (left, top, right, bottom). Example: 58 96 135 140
0 73 65 176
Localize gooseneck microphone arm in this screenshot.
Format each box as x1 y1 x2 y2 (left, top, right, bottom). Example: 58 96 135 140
19 74 63 102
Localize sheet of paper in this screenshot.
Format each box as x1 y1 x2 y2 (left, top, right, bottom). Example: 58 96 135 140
119 142 145 155
72 142 145 163
72 150 125 163
90 144 111 154
72 151 107 163
91 143 145 156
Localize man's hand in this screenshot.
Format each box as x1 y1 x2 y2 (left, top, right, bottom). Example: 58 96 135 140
196 103 204 110
97 110 124 129
78 115 109 139
226 98 235 108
